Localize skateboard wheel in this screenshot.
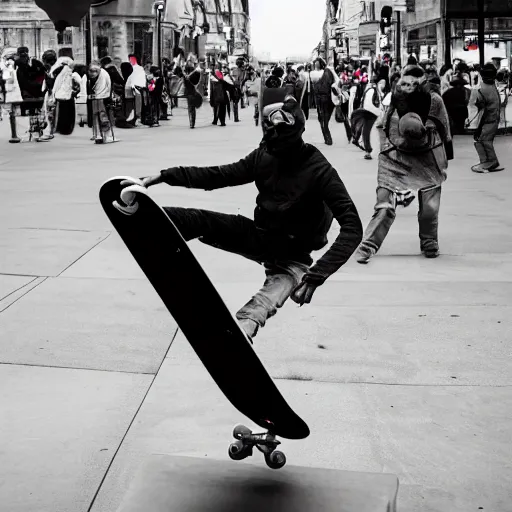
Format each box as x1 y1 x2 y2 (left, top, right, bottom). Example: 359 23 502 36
233 424 252 440
228 440 250 461
265 450 286 469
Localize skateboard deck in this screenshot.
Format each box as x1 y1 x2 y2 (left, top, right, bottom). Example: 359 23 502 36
99 177 310 441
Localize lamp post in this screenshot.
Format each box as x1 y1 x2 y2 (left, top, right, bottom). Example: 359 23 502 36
153 1 166 70
393 0 407 67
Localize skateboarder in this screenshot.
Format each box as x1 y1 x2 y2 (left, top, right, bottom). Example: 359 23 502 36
124 95 362 340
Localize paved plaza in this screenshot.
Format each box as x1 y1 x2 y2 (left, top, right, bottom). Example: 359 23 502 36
1 106 511 511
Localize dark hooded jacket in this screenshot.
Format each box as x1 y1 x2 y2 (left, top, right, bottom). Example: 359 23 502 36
159 143 362 284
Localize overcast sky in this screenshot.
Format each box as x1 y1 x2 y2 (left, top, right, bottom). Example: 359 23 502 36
249 0 325 60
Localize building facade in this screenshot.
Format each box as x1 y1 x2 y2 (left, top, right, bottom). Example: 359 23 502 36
0 0 250 65
325 0 512 69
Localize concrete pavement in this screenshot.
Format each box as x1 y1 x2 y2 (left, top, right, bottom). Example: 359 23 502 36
0 105 511 512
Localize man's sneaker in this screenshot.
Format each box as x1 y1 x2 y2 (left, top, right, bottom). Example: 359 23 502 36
355 246 375 264
364 153 372 160
421 241 439 258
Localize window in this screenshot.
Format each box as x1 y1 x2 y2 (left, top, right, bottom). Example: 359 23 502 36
127 22 152 65
57 29 73 45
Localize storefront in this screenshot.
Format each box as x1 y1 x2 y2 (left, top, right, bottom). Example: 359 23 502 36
445 0 512 67
449 18 512 69
358 21 379 60
406 22 439 63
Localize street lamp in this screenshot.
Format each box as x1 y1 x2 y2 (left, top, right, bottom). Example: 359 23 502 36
153 1 166 70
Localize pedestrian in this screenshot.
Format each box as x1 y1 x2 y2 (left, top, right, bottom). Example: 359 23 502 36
471 63 502 173
350 79 382 159
51 56 81 135
125 54 147 125
296 64 311 120
311 57 337 145
231 58 246 122
73 64 88 127
244 67 261 126
87 62 116 144
1 47 23 104
122 94 362 341
100 56 129 128
36 49 57 142
182 55 202 129
355 65 453 263
146 66 163 127
120 61 136 126
209 69 231 126
442 73 469 135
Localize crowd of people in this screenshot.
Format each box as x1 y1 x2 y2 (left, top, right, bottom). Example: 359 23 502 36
0 46 255 143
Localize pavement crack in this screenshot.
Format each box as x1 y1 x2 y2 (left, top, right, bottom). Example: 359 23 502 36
0 277 48 314
86 325 179 512
0 361 155 375
57 232 111 277
10 227 107 233
273 377 512 388
0 276 39 302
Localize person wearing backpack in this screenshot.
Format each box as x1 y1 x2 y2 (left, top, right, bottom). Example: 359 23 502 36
350 80 382 159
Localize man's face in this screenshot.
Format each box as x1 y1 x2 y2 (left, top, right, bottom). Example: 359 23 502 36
400 75 420 94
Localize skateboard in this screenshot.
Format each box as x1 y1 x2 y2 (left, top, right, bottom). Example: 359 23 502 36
99 177 310 469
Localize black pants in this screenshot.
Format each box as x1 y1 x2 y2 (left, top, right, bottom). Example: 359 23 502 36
316 96 334 144
162 207 311 336
336 102 352 142
187 97 196 128
233 100 240 122
212 103 227 125
351 109 377 153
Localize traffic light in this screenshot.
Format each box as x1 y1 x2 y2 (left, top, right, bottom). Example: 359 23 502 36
380 6 393 35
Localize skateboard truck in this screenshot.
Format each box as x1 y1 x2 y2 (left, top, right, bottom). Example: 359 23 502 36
228 424 287 469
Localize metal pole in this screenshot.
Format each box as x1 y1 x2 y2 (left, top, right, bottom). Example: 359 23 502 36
157 10 162 71
85 8 92 65
324 0 330 61
396 11 401 66
477 0 485 66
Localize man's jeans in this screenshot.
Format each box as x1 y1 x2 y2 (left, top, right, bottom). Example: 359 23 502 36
163 207 310 338
474 122 500 168
357 185 441 258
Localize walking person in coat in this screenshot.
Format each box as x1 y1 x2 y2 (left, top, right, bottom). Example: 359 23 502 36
355 65 453 263
181 54 202 129
87 62 116 144
472 63 502 173
350 79 382 159
209 69 232 126
311 57 337 146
